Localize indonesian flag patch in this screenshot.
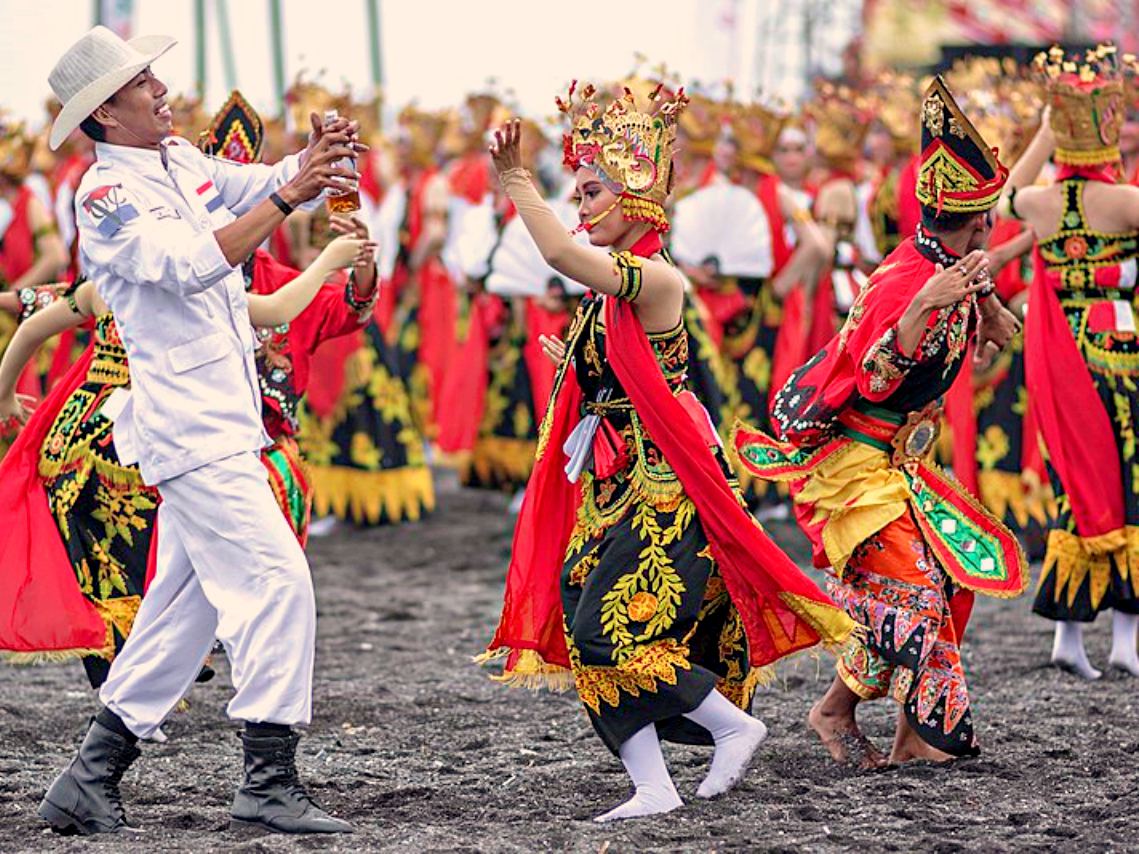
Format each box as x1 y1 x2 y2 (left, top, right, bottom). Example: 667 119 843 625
81 184 139 238
195 179 224 213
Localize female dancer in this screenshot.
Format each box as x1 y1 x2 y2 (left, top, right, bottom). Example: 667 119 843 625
480 84 855 823
0 232 370 683
1010 47 1139 678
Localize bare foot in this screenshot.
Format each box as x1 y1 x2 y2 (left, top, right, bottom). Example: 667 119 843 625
889 739 955 765
889 713 956 765
808 702 888 770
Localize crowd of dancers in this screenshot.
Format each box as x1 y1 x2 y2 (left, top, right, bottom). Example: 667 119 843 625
0 24 1136 836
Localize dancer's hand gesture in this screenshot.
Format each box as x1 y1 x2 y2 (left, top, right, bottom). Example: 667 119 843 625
489 118 524 176
916 251 990 311
539 334 566 366
0 392 35 427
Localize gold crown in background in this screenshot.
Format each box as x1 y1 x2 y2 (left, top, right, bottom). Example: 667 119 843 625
729 92 789 174
1034 43 1137 166
945 56 1043 167
805 82 871 170
398 104 449 169
558 79 688 232
676 90 728 157
284 71 352 136
869 71 921 155
0 114 33 180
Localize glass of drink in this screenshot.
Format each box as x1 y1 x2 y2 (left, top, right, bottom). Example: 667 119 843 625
324 109 361 214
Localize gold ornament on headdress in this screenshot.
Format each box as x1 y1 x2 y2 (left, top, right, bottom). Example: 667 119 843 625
805 82 871 172
915 76 1008 215
0 114 33 181
398 105 448 169
729 93 789 175
1034 44 1138 166
557 79 688 233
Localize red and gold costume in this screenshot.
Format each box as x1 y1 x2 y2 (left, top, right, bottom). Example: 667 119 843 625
736 77 1026 757
1027 49 1139 622
481 82 855 754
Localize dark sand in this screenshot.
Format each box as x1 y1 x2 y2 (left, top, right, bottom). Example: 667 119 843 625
1 473 1135 852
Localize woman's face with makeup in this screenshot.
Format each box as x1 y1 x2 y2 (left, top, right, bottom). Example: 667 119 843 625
573 167 627 246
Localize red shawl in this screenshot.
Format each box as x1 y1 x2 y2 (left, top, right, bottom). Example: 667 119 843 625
0 345 106 655
1026 248 1123 540
486 233 853 670
0 186 35 285
522 299 570 424
436 294 498 455
755 173 809 403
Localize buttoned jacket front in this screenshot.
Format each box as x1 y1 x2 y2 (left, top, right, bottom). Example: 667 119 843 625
76 137 302 485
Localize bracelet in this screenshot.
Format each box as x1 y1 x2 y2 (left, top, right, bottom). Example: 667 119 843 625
269 191 294 217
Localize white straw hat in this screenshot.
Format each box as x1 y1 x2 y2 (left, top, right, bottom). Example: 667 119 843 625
48 26 176 150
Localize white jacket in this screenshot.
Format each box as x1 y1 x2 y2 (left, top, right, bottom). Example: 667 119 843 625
76 137 302 484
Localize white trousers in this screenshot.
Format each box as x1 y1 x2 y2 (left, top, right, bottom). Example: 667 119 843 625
99 452 315 739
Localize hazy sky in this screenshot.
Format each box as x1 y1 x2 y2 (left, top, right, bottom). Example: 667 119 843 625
2 0 740 129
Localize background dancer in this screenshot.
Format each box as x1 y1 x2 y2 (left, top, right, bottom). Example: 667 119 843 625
1008 46 1139 680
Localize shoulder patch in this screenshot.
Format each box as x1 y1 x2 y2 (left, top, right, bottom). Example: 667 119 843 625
81 184 139 239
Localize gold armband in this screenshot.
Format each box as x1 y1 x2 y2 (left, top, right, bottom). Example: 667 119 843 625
610 250 643 303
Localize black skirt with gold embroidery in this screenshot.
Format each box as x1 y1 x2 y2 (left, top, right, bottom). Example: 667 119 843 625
37 314 157 688
561 294 758 754
298 320 435 526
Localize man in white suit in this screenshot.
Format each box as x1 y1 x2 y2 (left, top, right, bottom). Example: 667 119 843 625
38 26 357 836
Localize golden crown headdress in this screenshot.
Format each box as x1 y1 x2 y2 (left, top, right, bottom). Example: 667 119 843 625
284 71 351 136
557 79 688 233
0 115 33 181
946 56 1043 168
869 72 920 156
442 84 511 157
676 90 726 158
397 104 448 169
805 82 872 172
728 90 789 175
1034 44 1139 166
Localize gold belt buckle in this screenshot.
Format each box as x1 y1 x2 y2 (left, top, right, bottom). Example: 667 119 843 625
890 403 941 467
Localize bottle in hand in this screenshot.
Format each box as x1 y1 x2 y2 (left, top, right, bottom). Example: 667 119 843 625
324 109 361 214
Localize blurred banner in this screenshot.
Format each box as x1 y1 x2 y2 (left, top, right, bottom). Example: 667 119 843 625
95 0 134 38
862 0 1135 68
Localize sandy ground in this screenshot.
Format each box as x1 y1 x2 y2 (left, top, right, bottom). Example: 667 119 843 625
1 471 1137 853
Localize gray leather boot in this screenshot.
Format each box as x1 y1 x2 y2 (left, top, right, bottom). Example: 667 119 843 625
38 719 142 835
230 731 353 834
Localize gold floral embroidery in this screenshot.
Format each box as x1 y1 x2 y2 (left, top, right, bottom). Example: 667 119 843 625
862 327 913 394
569 636 693 715
599 500 692 662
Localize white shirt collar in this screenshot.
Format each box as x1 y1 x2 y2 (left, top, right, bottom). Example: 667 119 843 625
94 139 175 175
